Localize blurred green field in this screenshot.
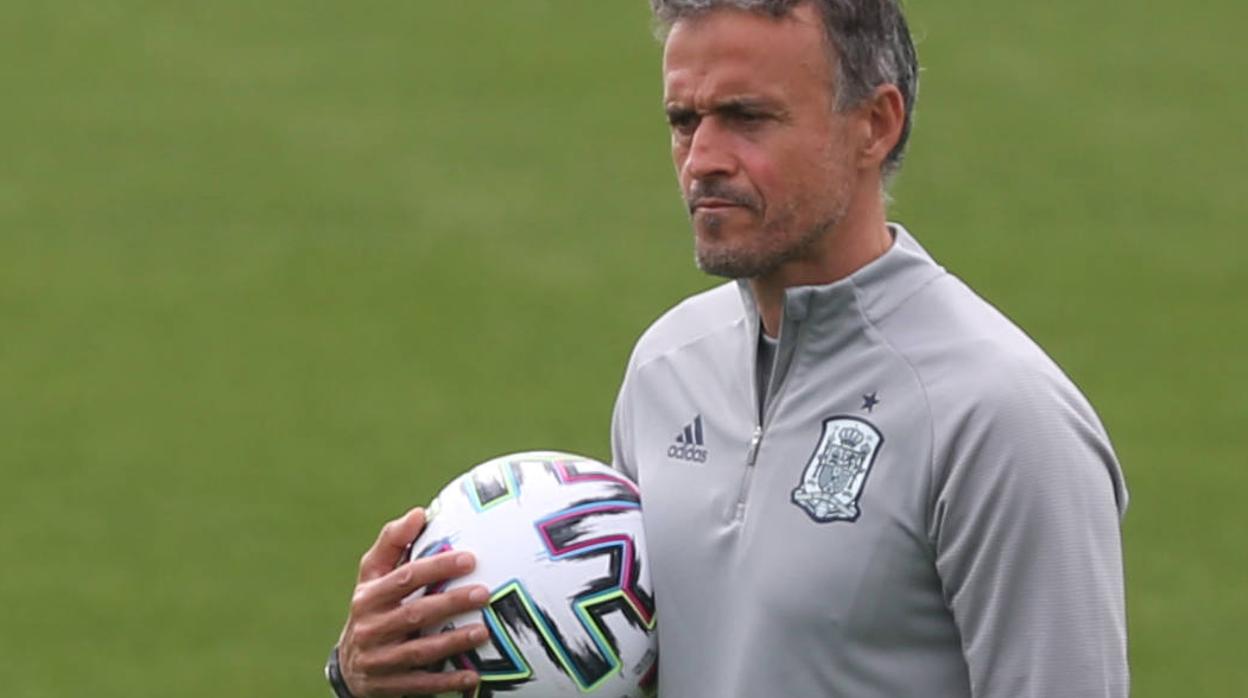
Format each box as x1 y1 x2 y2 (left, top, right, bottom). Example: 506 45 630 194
1 1 1244 695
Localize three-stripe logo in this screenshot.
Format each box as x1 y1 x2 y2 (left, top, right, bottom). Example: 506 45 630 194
667 415 709 463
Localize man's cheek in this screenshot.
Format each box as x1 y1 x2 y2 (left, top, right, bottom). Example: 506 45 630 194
739 162 777 209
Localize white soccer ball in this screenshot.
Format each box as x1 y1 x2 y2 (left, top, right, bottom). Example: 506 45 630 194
406 451 658 697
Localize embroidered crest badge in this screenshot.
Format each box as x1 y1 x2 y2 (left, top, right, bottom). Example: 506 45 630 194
791 416 884 523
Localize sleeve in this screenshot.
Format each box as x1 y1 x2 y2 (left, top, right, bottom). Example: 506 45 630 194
609 355 639 483
929 367 1129 698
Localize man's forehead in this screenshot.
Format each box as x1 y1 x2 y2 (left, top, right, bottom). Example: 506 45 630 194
661 4 827 59
661 6 832 99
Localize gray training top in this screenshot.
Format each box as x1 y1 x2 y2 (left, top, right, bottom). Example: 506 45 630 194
611 225 1128 697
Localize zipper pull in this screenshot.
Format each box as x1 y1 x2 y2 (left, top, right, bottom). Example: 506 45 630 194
746 425 763 466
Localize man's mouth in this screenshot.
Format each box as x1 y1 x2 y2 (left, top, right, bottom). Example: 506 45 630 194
692 198 747 212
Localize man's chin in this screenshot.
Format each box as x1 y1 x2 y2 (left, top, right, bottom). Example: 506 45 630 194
694 243 774 280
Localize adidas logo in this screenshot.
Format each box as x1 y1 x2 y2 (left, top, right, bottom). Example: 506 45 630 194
667 415 709 463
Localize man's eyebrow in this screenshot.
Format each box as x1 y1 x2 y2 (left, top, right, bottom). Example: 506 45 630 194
664 97 782 119
664 104 696 120
712 97 777 114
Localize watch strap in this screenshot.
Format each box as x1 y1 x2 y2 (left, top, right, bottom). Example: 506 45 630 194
325 645 356 698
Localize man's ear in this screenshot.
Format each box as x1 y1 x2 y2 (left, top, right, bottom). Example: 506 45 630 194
857 84 906 170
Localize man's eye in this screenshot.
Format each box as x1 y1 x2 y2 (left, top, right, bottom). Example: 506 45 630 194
667 112 698 134
732 111 767 125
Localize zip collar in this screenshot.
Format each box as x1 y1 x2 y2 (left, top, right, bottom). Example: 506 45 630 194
735 223 945 416
735 223 944 339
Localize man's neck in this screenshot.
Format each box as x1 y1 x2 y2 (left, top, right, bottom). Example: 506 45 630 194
750 198 893 338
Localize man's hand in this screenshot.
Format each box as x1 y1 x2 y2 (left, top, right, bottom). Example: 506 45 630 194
337 508 490 697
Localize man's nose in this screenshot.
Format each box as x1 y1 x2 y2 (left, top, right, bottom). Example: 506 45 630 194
684 120 738 181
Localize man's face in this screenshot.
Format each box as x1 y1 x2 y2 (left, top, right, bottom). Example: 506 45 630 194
663 5 860 279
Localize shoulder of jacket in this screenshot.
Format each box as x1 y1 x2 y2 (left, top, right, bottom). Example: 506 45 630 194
866 273 1105 440
892 279 1111 469
628 281 744 369
872 275 1061 389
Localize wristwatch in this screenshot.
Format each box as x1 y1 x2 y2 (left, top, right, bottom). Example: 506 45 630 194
325 646 356 698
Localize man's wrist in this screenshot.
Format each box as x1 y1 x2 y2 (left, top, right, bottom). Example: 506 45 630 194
325 645 356 698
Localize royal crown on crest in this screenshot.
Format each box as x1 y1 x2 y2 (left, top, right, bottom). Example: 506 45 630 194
837 426 866 448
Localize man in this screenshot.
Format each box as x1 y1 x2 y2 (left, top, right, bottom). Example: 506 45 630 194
328 1 1129 696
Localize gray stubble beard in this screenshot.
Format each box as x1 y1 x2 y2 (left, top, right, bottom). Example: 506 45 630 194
693 204 844 280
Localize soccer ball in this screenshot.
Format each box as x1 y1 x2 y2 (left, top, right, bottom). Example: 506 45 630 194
406 451 658 697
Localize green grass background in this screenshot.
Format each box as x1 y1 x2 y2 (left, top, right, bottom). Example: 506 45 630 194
2 1 1244 695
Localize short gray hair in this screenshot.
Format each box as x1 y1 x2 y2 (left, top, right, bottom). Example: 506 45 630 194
650 0 919 179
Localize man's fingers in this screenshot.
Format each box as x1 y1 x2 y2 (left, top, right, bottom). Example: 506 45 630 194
356 624 491 676
342 595 490 695
368 550 479 609
356 583 490 648
358 508 426 583
344 511 491 696
351 551 479 618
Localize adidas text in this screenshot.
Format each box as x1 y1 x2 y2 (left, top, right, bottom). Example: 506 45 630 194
667 443 708 463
